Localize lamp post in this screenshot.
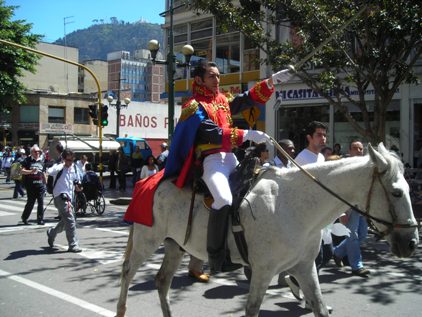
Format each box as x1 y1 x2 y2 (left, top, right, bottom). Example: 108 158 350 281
147 0 194 141
107 93 131 138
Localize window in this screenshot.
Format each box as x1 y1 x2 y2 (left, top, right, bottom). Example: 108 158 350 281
191 19 213 40
216 33 240 74
74 107 89 124
48 106 65 123
20 105 39 123
174 24 188 44
243 37 260 71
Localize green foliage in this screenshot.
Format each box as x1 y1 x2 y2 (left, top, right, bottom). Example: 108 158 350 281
0 0 41 114
191 0 422 143
54 21 163 61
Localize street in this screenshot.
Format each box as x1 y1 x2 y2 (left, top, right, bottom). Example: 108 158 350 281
0 177 421 317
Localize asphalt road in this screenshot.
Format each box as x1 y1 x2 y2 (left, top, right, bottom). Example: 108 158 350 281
0 178 421 317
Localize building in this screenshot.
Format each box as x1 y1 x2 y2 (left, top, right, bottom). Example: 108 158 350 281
166 1 422 167
107 50 165 103
78 59 109 94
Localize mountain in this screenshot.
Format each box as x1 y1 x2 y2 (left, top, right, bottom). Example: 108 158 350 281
54 20 164 62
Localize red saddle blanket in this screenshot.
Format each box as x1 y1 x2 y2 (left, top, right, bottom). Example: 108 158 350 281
124 169 165 226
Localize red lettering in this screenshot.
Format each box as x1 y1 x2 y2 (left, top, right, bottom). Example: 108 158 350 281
151 116 157 128
164 117 168 129
128 116 133 127
119 115 126 127
135 114 142 127
143 116 150 127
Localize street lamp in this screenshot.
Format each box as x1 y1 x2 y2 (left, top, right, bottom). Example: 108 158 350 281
107 94 131 138
147 0 194 141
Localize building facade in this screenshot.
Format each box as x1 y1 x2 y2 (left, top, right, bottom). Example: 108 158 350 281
167 2 422 167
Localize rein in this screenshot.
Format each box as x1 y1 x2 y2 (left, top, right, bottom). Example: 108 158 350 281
270 137 419 239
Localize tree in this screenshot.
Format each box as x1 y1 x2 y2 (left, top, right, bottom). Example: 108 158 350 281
0 0 41 117
191 0 422 143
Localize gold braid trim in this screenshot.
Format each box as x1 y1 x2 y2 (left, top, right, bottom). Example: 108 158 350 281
230 127 239 147
179 100 199 121
252 82 268 103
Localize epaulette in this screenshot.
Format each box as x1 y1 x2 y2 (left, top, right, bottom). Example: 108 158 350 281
224 92 234 103
179 100 199 121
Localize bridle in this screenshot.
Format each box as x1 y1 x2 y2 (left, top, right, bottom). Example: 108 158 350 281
270 138 420 239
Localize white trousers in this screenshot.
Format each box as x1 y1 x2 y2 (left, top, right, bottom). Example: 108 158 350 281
202 152 238 210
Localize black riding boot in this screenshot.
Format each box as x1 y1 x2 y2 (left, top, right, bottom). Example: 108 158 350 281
207 205 242 274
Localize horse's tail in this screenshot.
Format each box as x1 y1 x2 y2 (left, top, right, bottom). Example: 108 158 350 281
124 225 134 262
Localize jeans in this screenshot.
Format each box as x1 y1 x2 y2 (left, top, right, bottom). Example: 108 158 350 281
333 210 368 270
21 185 45 222
13 180 25 198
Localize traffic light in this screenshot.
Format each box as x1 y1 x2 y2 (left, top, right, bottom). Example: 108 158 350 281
100 105 109 127
88 104 98 126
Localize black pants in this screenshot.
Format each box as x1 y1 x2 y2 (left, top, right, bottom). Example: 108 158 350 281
118 171 126 190
109 170 116 189
13 180 25 198
21 186 45 222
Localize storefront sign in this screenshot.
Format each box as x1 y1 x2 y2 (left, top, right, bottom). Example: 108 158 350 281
278 85 400 102
102 100 182 138
40 123 74 134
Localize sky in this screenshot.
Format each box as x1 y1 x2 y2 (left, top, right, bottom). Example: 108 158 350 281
5 0 165 43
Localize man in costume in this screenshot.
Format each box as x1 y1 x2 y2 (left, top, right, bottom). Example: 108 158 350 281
125 60 292 274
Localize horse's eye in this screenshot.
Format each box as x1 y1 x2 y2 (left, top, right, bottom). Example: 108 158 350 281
391 190 403 198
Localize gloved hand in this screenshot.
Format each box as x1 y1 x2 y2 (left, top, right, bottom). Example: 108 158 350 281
271 67 294 85
243 130 271 144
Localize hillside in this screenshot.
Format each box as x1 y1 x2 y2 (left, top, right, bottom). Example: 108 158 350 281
54 21 163 62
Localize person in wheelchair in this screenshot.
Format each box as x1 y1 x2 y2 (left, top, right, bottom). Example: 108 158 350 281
82 163 102 201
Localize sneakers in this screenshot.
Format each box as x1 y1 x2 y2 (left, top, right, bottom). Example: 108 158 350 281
352 267 370 277
68 246 82 253
285 275 303 300
188 270 210 283
47 228 54 248
21 218 30 225
37 220 45 225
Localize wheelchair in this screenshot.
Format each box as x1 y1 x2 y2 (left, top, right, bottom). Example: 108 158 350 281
75 182 106 216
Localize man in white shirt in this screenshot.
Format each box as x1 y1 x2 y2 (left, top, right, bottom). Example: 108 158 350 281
295 121 327 165
46 149 82 253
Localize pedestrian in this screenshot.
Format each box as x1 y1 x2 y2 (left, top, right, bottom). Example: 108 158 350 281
140 155 159 179
2 148 13 183
75 154 88 178
333 140 370 277
156 142 169 170
286 121 333 312
273 139 296 168
11 149 26 199
20 144 46 225
46 149 82 253
117 147 129 191
321 146 333 160
108 149 118 189
131 146 143 184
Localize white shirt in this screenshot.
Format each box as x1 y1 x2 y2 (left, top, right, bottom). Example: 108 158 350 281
47 163 80 200
295 148 325 166
273 156 293 168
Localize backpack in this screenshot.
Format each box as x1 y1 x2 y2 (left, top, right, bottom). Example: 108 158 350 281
10 162 23 181
46 164 78 194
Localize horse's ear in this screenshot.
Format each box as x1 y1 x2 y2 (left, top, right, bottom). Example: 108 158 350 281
368 143 389 173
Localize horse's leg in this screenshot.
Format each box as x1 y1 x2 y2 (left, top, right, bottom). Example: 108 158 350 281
116 225 163 317
245 268 275 317
155 238 185 317
290 262 329 317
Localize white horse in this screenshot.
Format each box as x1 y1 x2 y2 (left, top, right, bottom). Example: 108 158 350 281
116 143 419 317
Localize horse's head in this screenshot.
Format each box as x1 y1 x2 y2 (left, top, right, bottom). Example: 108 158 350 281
367 143 419 258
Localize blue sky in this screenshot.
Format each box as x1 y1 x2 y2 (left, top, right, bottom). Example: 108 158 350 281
5 0 165 43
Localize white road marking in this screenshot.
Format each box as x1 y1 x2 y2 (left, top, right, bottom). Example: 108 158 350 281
93 227 129 235
0 210 14 216
0 269 115 317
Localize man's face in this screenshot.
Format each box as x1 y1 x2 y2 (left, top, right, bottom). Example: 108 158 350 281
281 143 296 158
349 141 364 157
307 128 327 153
64 155 74 167
196 66 220 94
